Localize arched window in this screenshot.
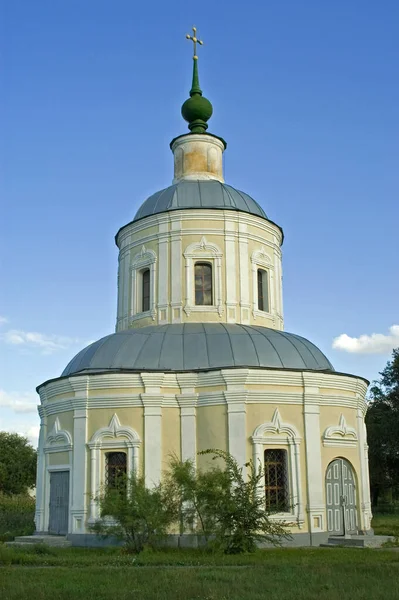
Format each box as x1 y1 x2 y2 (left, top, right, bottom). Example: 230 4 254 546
142 269 150 312
264 449 289 512
257 269 269 312
105 452 127 490
195 262 213 306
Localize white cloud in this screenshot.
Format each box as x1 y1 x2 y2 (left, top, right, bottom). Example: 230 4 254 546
333 324 399 354
0 389 38 413
0 316 8 325
2 329 84 355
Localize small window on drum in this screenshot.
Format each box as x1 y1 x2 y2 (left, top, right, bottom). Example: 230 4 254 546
105 452 127 490
142 269 150 312
257 269 269 312
195 262 213 306
264 449 289 512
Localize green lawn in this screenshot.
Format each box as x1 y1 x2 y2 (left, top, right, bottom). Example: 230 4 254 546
372 513 399 537
1 547 399 600
0 513 398 600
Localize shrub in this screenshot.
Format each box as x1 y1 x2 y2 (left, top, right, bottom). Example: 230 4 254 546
90 474 178 553
165 450 290 554
0 493 35 541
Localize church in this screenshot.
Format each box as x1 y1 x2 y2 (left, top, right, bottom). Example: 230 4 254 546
34 29 372 546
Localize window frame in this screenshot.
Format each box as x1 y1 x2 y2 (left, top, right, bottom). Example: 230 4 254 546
183 237 223 317
251 248 273 319
129 246 157 322
252 409 303 524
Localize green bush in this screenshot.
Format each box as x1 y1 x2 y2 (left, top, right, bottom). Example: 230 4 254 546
90 475 178 553
0 493 35 541
164 450 290 554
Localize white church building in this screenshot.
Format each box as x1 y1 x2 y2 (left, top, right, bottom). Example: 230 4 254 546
34 34 372 546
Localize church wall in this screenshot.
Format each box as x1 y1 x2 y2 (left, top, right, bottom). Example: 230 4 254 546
46 412 74 441
116 209 284 331
161 407 181 471
87 407 144 442
36 369 371 542
196 405 228 470
48 451 70 466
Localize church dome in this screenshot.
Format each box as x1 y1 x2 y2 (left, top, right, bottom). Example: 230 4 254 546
133 180 268 222
61 324 334 377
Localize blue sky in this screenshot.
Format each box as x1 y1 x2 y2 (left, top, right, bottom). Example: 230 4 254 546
1 1 398 446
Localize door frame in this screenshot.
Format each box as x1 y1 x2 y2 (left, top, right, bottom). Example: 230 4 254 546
325 457 358 536
45 464 72 534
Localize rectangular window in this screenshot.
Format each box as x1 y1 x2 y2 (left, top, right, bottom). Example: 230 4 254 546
257 269 269 312
195 262 213 306
105 452 127 490
264 449 289 512
142 269 150 312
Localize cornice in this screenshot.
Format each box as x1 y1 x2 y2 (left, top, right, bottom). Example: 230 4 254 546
116 208 283 248
37 368 368 415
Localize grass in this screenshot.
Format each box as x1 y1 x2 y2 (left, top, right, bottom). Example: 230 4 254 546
0 514 398 599
1 547 399 599
372 513 399 537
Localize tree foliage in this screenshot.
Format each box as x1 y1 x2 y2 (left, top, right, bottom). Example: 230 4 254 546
92 450 289 554
91 474 178 553
0 432 37 496
366 348 399 505
165 450 289 554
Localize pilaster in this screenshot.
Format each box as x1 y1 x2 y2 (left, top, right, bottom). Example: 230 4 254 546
141 373 164 487
302 376 324 534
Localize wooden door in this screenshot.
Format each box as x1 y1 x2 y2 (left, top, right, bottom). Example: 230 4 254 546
49 471 69 535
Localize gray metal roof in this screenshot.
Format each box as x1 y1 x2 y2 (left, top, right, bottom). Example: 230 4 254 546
133 180 268 222
61 324 334 376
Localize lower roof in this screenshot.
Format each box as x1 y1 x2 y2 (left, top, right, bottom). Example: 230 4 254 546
60 324 334 377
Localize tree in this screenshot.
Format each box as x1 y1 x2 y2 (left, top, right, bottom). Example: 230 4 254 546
0 432 37 496
165 450 289 554
366 348 399 505
91 473 178 553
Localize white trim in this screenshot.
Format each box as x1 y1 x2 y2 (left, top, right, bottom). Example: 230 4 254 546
130 245 157 321
322 414 358 447
252 409 303 524
251 247 273 320
183 237 223 317
87 414 141 522
44 417 72 453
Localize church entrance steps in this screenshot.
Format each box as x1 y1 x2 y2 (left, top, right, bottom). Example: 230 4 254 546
320 535 394 548
6 535 71 548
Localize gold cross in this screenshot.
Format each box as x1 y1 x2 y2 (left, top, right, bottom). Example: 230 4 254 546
186 26 203 60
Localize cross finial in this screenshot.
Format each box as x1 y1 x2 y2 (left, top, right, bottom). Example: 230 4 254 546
186 26 203 60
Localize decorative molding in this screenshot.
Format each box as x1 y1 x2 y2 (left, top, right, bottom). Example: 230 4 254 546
44 418 72 453
251 246 273 267
251 247 274 320
130 245 157 320
322 414 358 447
183 236 223 317
252 409 300 443
88 414 141 448
251 409 303 525
87 414 141 523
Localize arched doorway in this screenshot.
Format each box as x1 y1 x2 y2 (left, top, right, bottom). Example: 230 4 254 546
325 458 358 535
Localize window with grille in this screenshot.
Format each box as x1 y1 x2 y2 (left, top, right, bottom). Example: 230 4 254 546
142 269 150 312
195 262 213 306
257 269 269 312
264 449 289 512
105 452 127 490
